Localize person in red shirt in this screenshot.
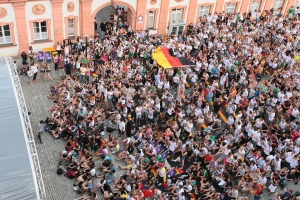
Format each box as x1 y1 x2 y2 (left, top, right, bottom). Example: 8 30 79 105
253 182 262 200
143 186 156 198
205 153 214 164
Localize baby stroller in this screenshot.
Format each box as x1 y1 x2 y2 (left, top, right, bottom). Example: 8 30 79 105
19 61 28 75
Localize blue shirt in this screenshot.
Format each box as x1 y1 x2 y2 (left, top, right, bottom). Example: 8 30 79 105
206 92 214 102
211 68 217 75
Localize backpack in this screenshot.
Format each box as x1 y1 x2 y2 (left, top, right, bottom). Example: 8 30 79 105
162 182 168 189
106 127 115 133
103 183 111 192
295 191 300 196
57 168 63 175
65 171 76 179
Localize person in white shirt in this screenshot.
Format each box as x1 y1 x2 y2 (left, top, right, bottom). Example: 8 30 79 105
294 145 300 155
255 118 265 129
259 174 267 186
169 139 177 159
193 107 202 118
31 62 38 82
251 129 261 144
173 75 179 88
267 109 275 124
286 154 298 168
291 107 299 121
178 110 185 122
184 182 193 193
250 161 257 171
163 80 170 90
157 80 164 92
118 120 125 138
227 116 235 127
124 181 132 193
135 105 142 125
167 104 175 117
184 119 193 137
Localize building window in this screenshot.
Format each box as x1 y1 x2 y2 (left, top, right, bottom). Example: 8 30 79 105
226 3 236 13
274 0 283 10
148 11 155 29
33 21 48 40
0 25 12 44
250 1 260 12
68 19 75 37
199 6 210 17
171 9 183 21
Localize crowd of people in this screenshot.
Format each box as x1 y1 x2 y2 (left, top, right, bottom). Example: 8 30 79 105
23 5 300 200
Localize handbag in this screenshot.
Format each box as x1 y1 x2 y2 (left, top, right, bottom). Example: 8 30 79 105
58 62 64 69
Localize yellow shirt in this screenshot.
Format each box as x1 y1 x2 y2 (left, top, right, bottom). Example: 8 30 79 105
80 67 87 75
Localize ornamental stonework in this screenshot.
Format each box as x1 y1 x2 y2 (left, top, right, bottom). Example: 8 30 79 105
32 4 45 15
0 7 7 19
67 2 74 12
150 0 157 5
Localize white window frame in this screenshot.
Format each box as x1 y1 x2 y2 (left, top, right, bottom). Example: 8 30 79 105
148 11 155 29
250 1 260 12
199 6 210 17
0 25 12 44
68 18 75 37
297 0 300 8
33 21 48 40
226 3 236 13
274 0 283 10
171 8 183 21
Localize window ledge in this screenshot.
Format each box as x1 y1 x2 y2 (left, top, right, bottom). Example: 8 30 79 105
31 39 53 44
0 43 17 48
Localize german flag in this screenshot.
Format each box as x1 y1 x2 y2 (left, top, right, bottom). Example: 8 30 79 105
152 47 195 68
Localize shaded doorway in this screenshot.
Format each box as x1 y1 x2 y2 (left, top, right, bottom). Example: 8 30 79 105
94 4 133 31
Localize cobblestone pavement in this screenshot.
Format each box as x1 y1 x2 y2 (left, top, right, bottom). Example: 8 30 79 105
15 58 300 200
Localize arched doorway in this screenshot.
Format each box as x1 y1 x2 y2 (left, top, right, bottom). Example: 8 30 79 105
92 1 136 31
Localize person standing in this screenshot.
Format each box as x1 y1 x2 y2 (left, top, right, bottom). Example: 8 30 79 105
31 62 38 83
64 44 69 57
54 54 59 71
79 65 87 83
288 6 295 18
118 119 125 139
100 20 107 41
64 61 71 76
56 42 61 55
45 63 53 81
27 68 34 85
125 115 133 138
37 120 45 144
28 46 35 64
253 182 262 200
94 17 98 34
58 55 65 77
39 63 45 81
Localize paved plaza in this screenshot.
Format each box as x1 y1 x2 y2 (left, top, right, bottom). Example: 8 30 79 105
14 58 300 200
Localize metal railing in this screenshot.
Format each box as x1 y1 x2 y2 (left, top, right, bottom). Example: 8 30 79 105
4 57 46 200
